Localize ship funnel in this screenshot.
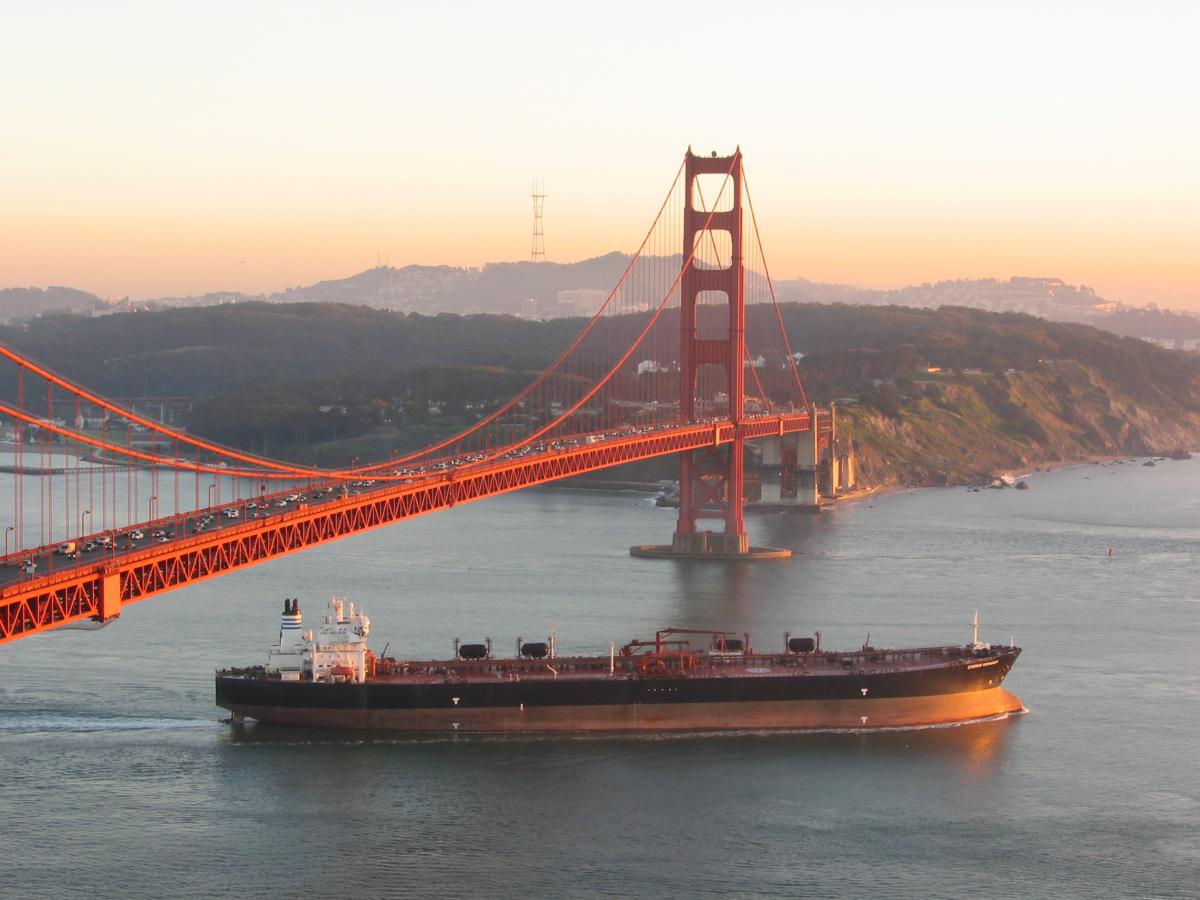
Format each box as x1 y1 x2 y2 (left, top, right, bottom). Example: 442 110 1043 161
280 597 304 649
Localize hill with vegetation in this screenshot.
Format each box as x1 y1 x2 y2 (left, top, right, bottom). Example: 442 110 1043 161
782 305 1200 486
4 302 1200 485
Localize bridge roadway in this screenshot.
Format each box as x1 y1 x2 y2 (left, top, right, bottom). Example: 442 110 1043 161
0 412 828 643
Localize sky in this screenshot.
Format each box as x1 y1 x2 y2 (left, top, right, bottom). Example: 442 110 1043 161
1 1 1197 308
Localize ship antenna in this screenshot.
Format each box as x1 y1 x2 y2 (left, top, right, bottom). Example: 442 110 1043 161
972 610 980 647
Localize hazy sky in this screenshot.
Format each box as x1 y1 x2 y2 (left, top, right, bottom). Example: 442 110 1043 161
2 1 1197 307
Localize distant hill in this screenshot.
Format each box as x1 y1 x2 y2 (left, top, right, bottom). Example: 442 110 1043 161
0 302 587 397
0 286 105 323
271 265 477 310
271 252 641 315
266 262 1200 338
6 257 1200 344
773 276 1200 344
4 301 1200 484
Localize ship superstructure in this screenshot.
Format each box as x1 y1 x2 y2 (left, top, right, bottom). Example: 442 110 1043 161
265 596 371 683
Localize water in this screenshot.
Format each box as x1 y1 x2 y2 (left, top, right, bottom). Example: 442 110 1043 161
2 459 1198 898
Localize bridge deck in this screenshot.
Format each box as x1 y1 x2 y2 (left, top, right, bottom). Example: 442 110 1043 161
1 415 826 643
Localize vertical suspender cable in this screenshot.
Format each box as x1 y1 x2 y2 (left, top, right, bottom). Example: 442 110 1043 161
15 366 24 554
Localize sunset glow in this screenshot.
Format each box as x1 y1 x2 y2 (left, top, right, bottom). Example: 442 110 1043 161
2 1 1197 307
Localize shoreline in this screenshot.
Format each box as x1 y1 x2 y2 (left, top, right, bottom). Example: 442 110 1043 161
849 449 1192 505
993 450 1187 486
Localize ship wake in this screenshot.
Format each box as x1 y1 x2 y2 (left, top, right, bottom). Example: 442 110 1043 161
0 710 217 735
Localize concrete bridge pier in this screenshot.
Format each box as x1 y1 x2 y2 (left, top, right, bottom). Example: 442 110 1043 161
796 423 823 510
814 402 855 498
759 435 785 505
753 426 822 513
794 424 823 511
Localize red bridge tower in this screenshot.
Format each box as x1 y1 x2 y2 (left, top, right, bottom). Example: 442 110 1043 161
630 148 789 561
674 148 747 555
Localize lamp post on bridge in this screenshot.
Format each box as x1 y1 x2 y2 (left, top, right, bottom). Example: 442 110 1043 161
80 510 91 540
208 483 217 509
4 526 13 559
148 495 158 523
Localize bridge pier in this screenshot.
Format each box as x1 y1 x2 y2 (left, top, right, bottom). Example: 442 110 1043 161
750 404 858 512
759 435 784 505
797 421 822 509
631 531 789 561
753 429 821 513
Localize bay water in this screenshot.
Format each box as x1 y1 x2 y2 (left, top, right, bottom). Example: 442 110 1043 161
1 458 1198 898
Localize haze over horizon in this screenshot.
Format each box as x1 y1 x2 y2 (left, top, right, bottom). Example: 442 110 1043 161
2 1 1197 309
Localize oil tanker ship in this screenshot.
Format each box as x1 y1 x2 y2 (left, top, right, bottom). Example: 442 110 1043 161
215 597 1024 732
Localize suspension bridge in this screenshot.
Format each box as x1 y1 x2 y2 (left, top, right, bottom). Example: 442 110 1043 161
0 148 840 644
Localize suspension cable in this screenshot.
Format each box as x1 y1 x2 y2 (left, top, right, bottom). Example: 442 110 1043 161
743 169 810 409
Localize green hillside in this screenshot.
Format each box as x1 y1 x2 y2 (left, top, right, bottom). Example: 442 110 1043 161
4 303 1199 484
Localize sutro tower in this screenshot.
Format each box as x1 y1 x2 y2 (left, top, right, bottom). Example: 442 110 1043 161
530 179 546 262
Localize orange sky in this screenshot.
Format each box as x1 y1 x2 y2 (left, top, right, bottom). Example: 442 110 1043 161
2 3 1197 309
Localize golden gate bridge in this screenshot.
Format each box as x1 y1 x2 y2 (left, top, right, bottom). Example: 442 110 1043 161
0 149 837 644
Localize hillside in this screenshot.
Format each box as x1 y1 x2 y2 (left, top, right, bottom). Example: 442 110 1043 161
272 254 637 315
7 257 1199 342
838 361 1200 488
0 286 105 322
3 302 1200 484
780 304 1200 485
0 303 584 397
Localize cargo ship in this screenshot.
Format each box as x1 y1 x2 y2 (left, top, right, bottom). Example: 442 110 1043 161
215 597 1024 732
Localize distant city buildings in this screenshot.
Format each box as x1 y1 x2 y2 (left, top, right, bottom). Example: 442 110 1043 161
555 289 608 317
515 289 609 320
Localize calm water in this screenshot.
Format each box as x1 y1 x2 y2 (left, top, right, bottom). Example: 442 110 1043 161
2 459 1198 898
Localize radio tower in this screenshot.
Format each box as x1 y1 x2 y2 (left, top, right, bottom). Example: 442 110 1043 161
530 179 546 262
